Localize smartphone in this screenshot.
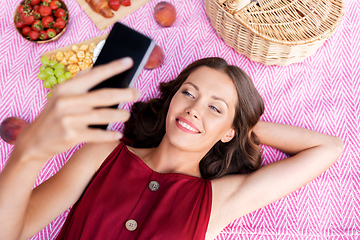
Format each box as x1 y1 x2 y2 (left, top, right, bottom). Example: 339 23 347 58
89 22 155 130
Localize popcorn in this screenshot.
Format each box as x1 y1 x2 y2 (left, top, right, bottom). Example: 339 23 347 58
55 51 64 62
52 43 95 76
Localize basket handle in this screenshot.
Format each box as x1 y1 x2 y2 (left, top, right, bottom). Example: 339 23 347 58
219 0 255 13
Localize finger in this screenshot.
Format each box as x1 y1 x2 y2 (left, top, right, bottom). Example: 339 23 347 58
54 88 140 114
73 68 91 78
63 108 131 126
84 108 131 125
57 57 134 95
79 129 123 143
77 88 140 109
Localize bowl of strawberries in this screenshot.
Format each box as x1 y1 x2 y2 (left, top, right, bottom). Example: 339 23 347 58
14 0 69 43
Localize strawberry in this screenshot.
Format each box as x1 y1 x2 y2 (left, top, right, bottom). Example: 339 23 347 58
39 30 48 40
31 19 43 31
42 16 54 28
53 17 66 29
38 5 52 16
54 27 61 33
29 30 40 40
49 0 61 10
121 0 131 6
33 10 41 19
22 3 33 12
20 12 35 25
22 26 31 37
15 16 25 28
109 0 121 11
46 28 56 38
54 8 66 18
18 5 25 13
30 0 41 6
15 20 25 28
33 4 40 11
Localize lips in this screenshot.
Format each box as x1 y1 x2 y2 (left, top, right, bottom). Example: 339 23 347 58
176 117 201 134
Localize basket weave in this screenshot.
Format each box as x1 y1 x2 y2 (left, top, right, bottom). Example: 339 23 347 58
205 0 344 65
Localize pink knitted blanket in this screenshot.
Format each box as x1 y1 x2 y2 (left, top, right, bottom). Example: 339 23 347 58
0 0 358 239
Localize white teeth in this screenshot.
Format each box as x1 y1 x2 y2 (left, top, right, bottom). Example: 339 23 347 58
178 120 198 132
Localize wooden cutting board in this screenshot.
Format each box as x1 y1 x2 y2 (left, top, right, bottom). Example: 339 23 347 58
76 0 152 30
42 34 108 58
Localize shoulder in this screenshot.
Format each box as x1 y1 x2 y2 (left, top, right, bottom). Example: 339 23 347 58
73 141 121 171
126 145 154 161
210 174 247 214
206 174 248 239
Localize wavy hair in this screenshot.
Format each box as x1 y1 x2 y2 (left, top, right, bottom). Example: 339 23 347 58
123 57 264 179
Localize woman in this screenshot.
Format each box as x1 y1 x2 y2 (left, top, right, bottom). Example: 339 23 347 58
0 57 343 240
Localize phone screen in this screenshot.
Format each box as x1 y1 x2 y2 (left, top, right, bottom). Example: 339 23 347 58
89 22 155 130
90 22 155 90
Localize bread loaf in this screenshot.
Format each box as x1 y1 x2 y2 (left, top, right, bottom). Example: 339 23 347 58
85 0 114 18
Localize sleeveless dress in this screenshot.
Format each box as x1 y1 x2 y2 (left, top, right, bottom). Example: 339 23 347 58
56 141 212 240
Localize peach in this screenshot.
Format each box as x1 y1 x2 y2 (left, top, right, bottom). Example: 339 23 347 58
0 117 29 145
145 45 165 70
154 2 176 27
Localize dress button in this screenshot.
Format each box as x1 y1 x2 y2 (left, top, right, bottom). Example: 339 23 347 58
125 219 137 231
148 180 160 191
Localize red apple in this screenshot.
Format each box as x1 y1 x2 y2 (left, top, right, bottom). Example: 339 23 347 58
145 45 164 69
154 2 176 27
0 117 29 145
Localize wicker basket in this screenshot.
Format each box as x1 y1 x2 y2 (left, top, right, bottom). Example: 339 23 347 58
205 0 344 66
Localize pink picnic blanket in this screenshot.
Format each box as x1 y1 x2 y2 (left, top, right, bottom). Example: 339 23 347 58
0 0 359 239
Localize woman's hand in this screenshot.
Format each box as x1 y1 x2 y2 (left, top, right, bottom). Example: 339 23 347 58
0 58 139 240
16 57 139 162
210 121 343 233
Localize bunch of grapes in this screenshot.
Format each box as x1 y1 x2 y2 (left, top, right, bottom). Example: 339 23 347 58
38 56 72 98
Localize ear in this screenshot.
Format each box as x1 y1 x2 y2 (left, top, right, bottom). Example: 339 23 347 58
221 127 236 143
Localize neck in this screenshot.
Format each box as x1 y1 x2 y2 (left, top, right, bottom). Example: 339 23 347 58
142 135 205 178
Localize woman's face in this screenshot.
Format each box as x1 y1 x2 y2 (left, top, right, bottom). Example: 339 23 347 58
165 66 238 153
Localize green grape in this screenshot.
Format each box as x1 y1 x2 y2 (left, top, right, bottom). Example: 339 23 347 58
57 74 66 84
43 79 52 88
46 92 53 99
49 60 58 68
39 66 46 72
38 71 47 80
64 72 72 80
54 68 64 78
47 75 57 86
44 67 54 76
54 63 65 69
40 56 50 66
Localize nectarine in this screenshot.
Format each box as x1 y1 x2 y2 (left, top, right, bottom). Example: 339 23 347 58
145 45 164 69
0 116 28 145
154 2 176 27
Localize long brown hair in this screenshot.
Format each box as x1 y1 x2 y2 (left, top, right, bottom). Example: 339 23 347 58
123 57 264 179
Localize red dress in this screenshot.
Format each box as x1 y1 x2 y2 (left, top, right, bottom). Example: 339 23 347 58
56 141 212 240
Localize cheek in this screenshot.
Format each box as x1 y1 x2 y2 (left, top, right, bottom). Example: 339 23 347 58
167 94 184 116
205 113 234 137
165 97 180 129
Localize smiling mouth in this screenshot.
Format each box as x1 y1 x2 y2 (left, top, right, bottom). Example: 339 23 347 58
176 119 201 133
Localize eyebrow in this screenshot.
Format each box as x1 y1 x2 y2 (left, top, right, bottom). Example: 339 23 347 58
183 82 229 108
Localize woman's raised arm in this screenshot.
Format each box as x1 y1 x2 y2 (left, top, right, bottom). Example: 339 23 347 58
0 58 139 240
210 121 343 233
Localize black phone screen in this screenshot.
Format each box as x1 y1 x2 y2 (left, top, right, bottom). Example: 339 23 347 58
89 22 155 130
90 22 155 91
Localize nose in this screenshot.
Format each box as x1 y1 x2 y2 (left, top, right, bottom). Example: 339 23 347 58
186 107 199 119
